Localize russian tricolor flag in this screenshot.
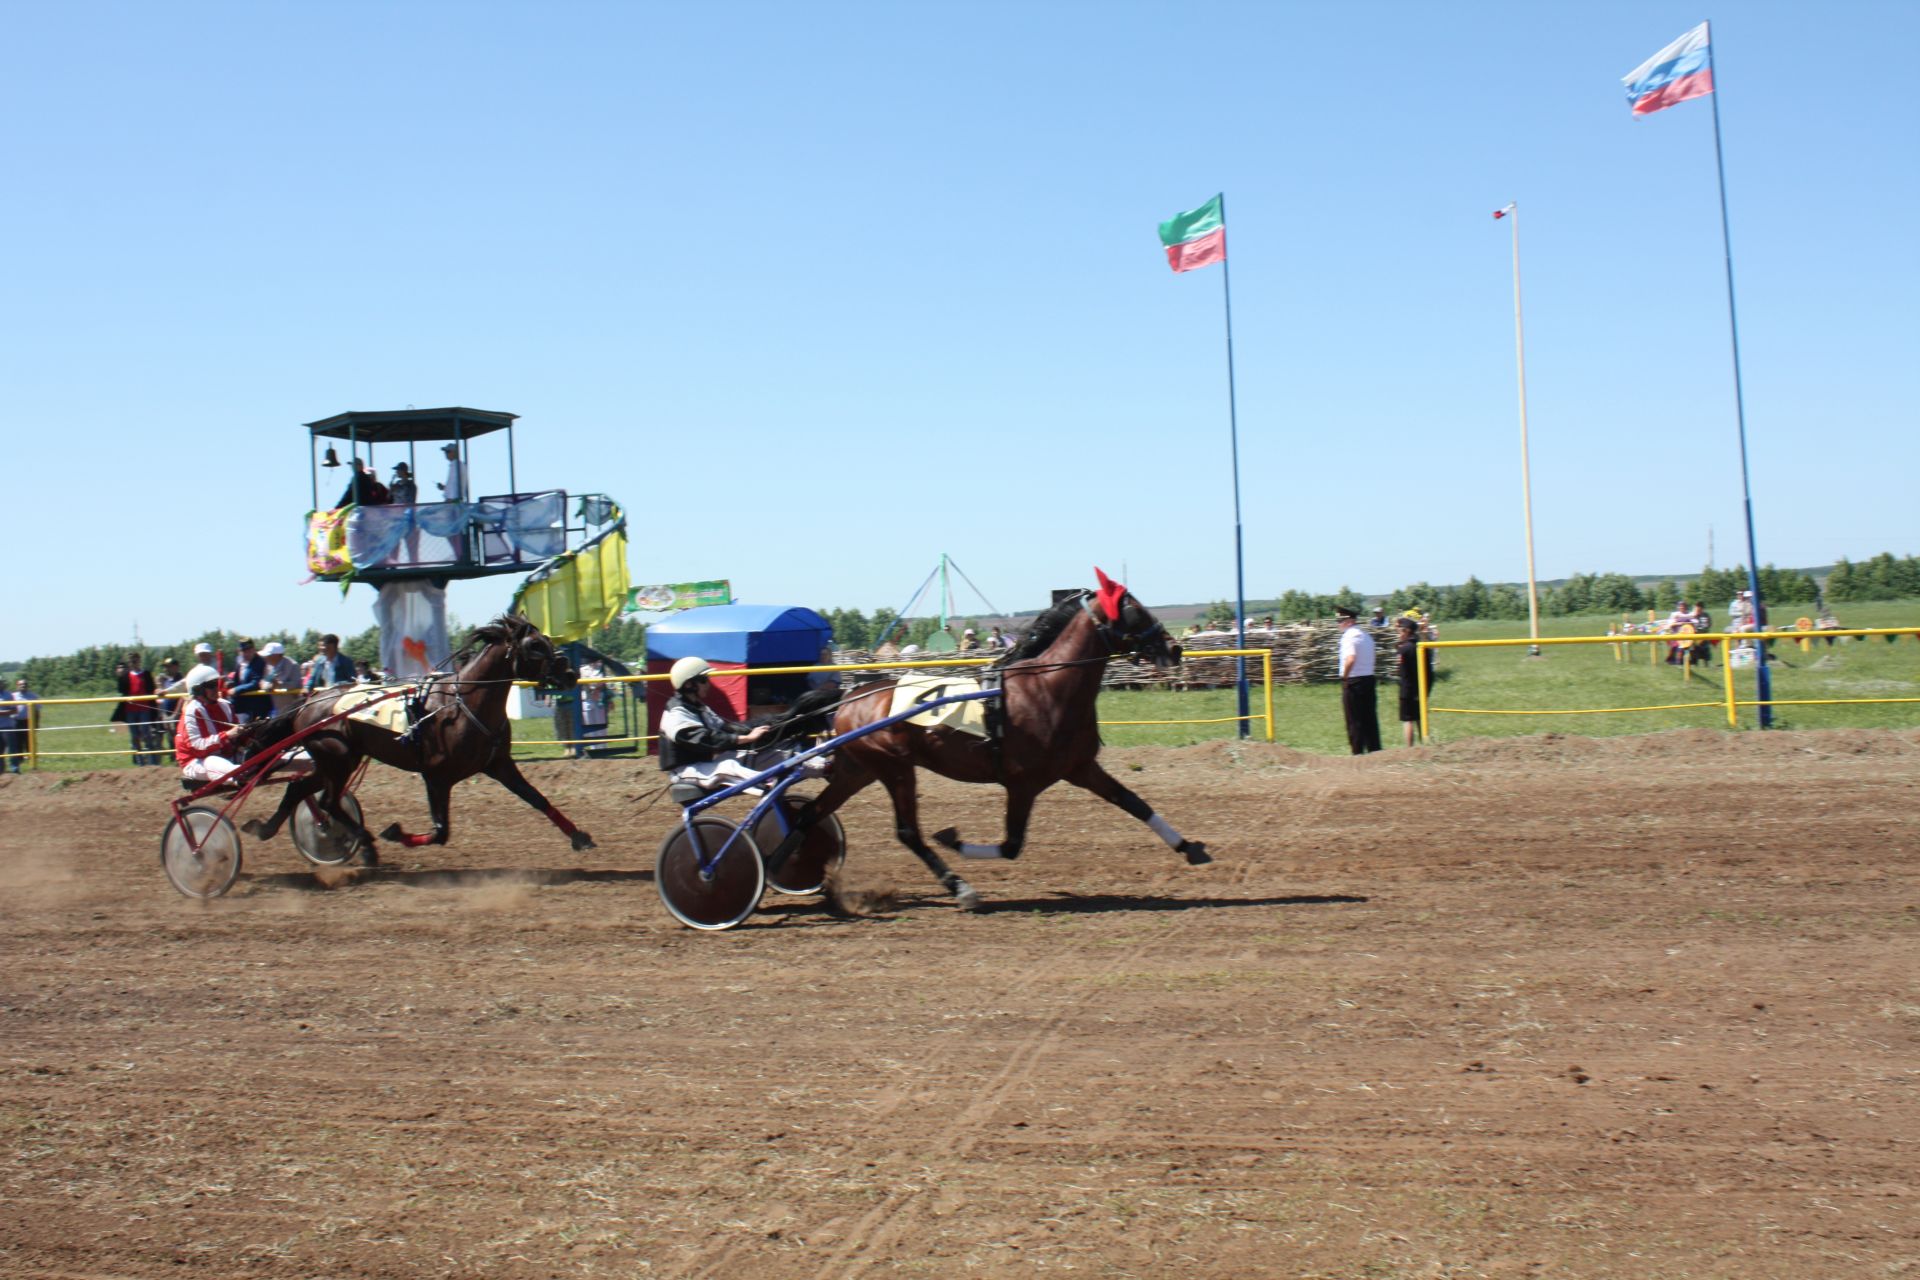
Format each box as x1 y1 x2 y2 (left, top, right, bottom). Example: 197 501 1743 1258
1622 22 1713 116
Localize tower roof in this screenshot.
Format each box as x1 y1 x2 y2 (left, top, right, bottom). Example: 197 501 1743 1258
304 407 518 444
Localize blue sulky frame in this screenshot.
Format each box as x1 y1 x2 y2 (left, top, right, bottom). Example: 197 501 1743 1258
655 686 1002 930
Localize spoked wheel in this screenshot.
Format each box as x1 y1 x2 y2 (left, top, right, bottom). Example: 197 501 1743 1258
290 793 365 867
655 817 765 931
160 806 243 899
753 802 846 896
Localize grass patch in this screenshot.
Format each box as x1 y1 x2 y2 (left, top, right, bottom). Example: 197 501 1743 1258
1094 600 1919 751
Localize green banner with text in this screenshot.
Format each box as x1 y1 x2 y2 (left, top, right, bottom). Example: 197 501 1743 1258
626 580 733 613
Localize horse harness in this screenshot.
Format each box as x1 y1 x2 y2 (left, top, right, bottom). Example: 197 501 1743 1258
968 590 1162 780
399 672 506 768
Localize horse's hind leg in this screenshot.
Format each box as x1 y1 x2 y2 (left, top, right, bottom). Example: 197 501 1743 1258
313 754 381 865
878 768 984 911
1065 760 1211 866
380 776 452 849
485 758 596 852
243 771 322 841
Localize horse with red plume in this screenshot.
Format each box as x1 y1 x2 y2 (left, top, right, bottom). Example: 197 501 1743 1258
799 569 1209 910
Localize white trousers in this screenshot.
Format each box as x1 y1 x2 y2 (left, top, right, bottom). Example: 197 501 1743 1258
671 748 830 793
181 755 238 783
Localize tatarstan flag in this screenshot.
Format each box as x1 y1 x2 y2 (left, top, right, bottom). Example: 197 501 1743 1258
1158 195 1225 273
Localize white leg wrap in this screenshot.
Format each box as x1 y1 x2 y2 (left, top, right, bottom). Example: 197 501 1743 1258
1148 813 1184 850
957 842 1005 860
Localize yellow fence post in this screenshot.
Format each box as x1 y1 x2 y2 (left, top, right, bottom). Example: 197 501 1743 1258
1262 649 1275 742
1721 639 1738 728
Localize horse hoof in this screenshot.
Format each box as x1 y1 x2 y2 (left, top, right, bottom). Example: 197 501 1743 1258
1181 841 1212 866
931 827 961 851
379 823 405 843
240 819 266 839
355 845 381 869
953 882 984 912
570 831 597 852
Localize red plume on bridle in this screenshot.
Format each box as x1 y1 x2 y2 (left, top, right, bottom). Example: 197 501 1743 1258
1093 567 1128 623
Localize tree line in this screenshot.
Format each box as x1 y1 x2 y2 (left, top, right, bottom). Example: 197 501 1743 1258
1194 551 1920 627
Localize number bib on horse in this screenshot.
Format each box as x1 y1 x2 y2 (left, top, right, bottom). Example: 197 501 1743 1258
331 685 417 735
888 674 992 736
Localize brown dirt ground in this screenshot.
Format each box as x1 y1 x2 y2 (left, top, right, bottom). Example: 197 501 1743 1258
2 730 1918 1279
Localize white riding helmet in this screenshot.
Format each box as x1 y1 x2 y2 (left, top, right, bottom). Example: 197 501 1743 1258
669 656 713 690
185 664 221 692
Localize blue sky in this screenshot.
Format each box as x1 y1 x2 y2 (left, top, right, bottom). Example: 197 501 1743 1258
4 1 1914 658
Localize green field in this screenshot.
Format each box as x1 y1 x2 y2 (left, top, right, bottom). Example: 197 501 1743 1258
1107 598 1920 751
14 601 1919 771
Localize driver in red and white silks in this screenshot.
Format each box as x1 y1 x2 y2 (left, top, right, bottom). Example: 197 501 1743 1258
658 656 829 792
175 665 244 784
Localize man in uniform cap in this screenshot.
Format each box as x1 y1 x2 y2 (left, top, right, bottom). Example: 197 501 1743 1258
1335 607 1381 755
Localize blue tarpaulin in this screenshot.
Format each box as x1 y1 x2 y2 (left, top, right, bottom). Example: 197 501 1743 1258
644 605 831 664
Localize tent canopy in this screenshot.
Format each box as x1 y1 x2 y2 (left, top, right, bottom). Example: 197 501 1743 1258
645 604 832 664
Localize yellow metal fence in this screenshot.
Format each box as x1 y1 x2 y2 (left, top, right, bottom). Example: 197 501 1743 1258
11 649 1277 769
1417 628 1920 739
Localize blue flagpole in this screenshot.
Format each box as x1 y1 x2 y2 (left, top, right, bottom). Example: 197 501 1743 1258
1705 25 1773 727
1218 192 1250 737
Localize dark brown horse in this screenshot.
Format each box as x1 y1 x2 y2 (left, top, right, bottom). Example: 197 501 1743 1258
239 615 595 862
799 569 1208 910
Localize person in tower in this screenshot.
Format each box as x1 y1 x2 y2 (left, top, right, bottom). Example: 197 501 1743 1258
437 442 470 562
175 664 248 785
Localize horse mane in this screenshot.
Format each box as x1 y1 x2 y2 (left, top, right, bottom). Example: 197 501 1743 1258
1003 592 1087 662
454 613 536 665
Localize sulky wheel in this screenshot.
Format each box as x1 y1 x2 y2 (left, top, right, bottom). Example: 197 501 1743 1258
290 793 365 867
753 802 846 897
655 816 766 931
161 806 243 899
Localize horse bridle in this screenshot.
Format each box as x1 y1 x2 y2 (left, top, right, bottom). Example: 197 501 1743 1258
520 635 568 692
1081 589 1169 658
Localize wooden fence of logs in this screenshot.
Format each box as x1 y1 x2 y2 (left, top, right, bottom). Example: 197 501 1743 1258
830 622 1412 691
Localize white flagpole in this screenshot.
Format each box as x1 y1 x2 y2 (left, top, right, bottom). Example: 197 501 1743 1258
1501 203 1543 655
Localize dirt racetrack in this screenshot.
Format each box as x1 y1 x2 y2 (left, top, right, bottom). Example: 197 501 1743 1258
3 730 1918 1279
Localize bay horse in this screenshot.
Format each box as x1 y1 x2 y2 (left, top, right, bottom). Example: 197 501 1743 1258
239 614 595 862
798 569 1208 911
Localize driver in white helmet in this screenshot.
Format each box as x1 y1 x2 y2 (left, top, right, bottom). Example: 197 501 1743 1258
175 664 246 784
659 656 827 791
